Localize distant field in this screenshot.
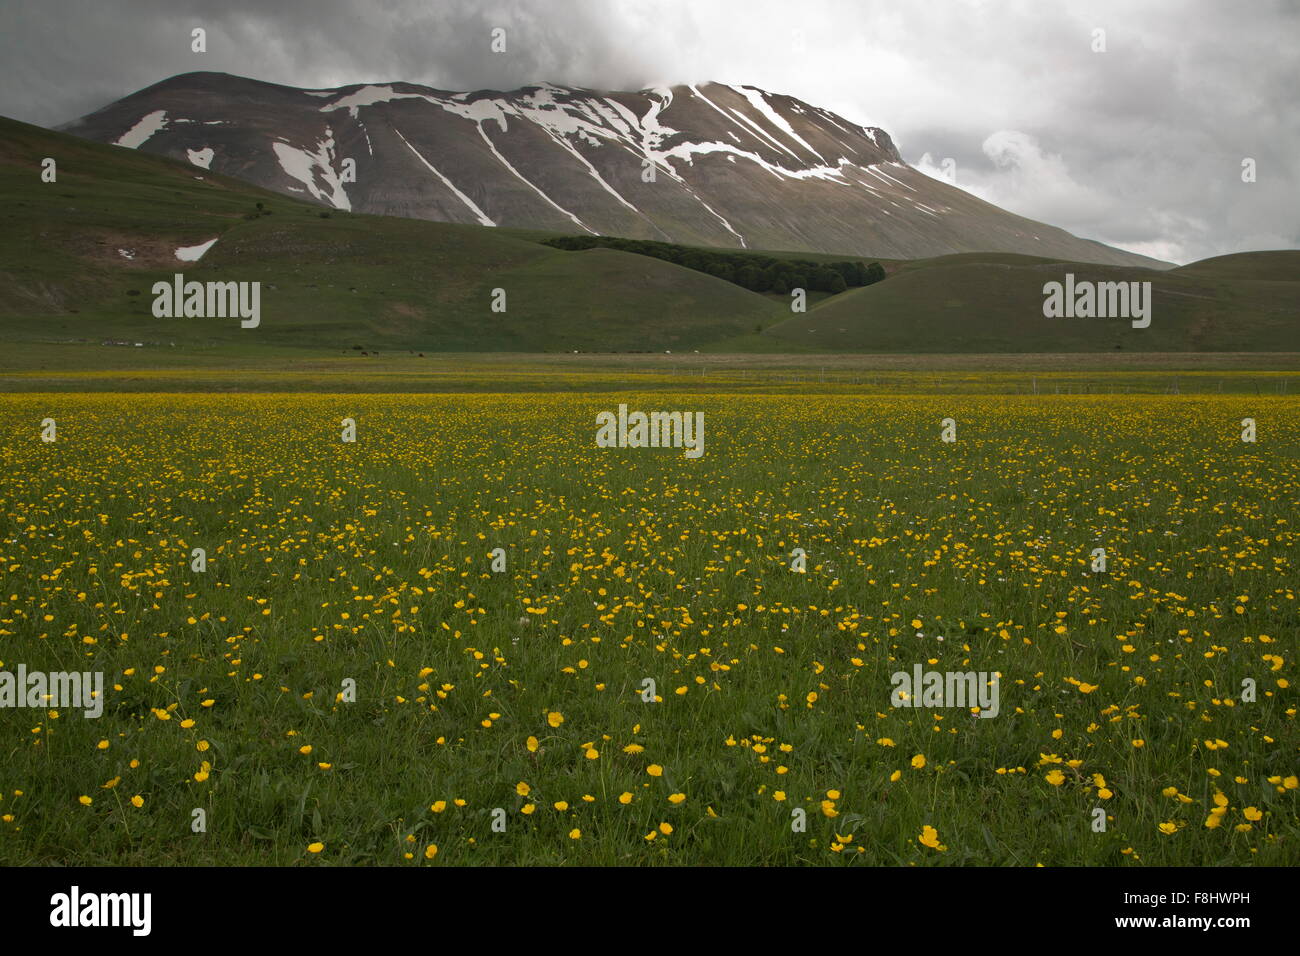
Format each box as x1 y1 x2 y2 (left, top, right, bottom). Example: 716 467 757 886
4 347 1300 393
1 391 1294 865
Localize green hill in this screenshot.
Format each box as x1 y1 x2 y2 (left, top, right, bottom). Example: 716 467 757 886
1171 250 1300 282
751 251 1299 352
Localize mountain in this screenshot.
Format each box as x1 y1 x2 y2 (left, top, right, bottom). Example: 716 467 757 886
61 71 1166 268
5 115 1292 361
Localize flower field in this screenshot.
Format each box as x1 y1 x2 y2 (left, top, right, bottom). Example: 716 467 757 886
0 392 1295 865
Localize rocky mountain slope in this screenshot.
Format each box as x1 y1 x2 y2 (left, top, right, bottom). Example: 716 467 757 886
61 71 1166 267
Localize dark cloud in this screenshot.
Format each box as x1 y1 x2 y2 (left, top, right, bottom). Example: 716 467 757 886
1 0 1295 263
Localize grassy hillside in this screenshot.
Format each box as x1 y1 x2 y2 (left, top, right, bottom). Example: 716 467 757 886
1171 250 1300 281
752 251 1300 353
1 113 1295 359
0 115 781 353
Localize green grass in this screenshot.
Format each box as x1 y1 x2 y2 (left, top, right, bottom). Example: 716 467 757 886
3 346 1300 394
757 252 1300 352
0 390 1295 865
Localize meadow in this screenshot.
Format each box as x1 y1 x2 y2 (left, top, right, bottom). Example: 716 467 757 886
0 390 1295 865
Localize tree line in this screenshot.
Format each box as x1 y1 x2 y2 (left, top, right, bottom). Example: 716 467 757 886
542 235 887 295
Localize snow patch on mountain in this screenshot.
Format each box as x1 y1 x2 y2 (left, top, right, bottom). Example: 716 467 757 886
732 86 826 163
687 190 746 247
175 237 218 261
394 128 495 227
439 96 514 132
271 135 351 210
474 124 593 232
728 106 802 160
657 139 852 187
321 84 426 116
638 89 678 153
872 164 918 192
687 85 770 149
115 110 168 148
187 147 214 169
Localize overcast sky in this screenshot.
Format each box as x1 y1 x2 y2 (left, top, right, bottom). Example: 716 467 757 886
2 0 1296 264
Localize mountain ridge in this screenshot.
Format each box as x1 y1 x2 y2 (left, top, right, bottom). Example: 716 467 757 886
60 70 1169 268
